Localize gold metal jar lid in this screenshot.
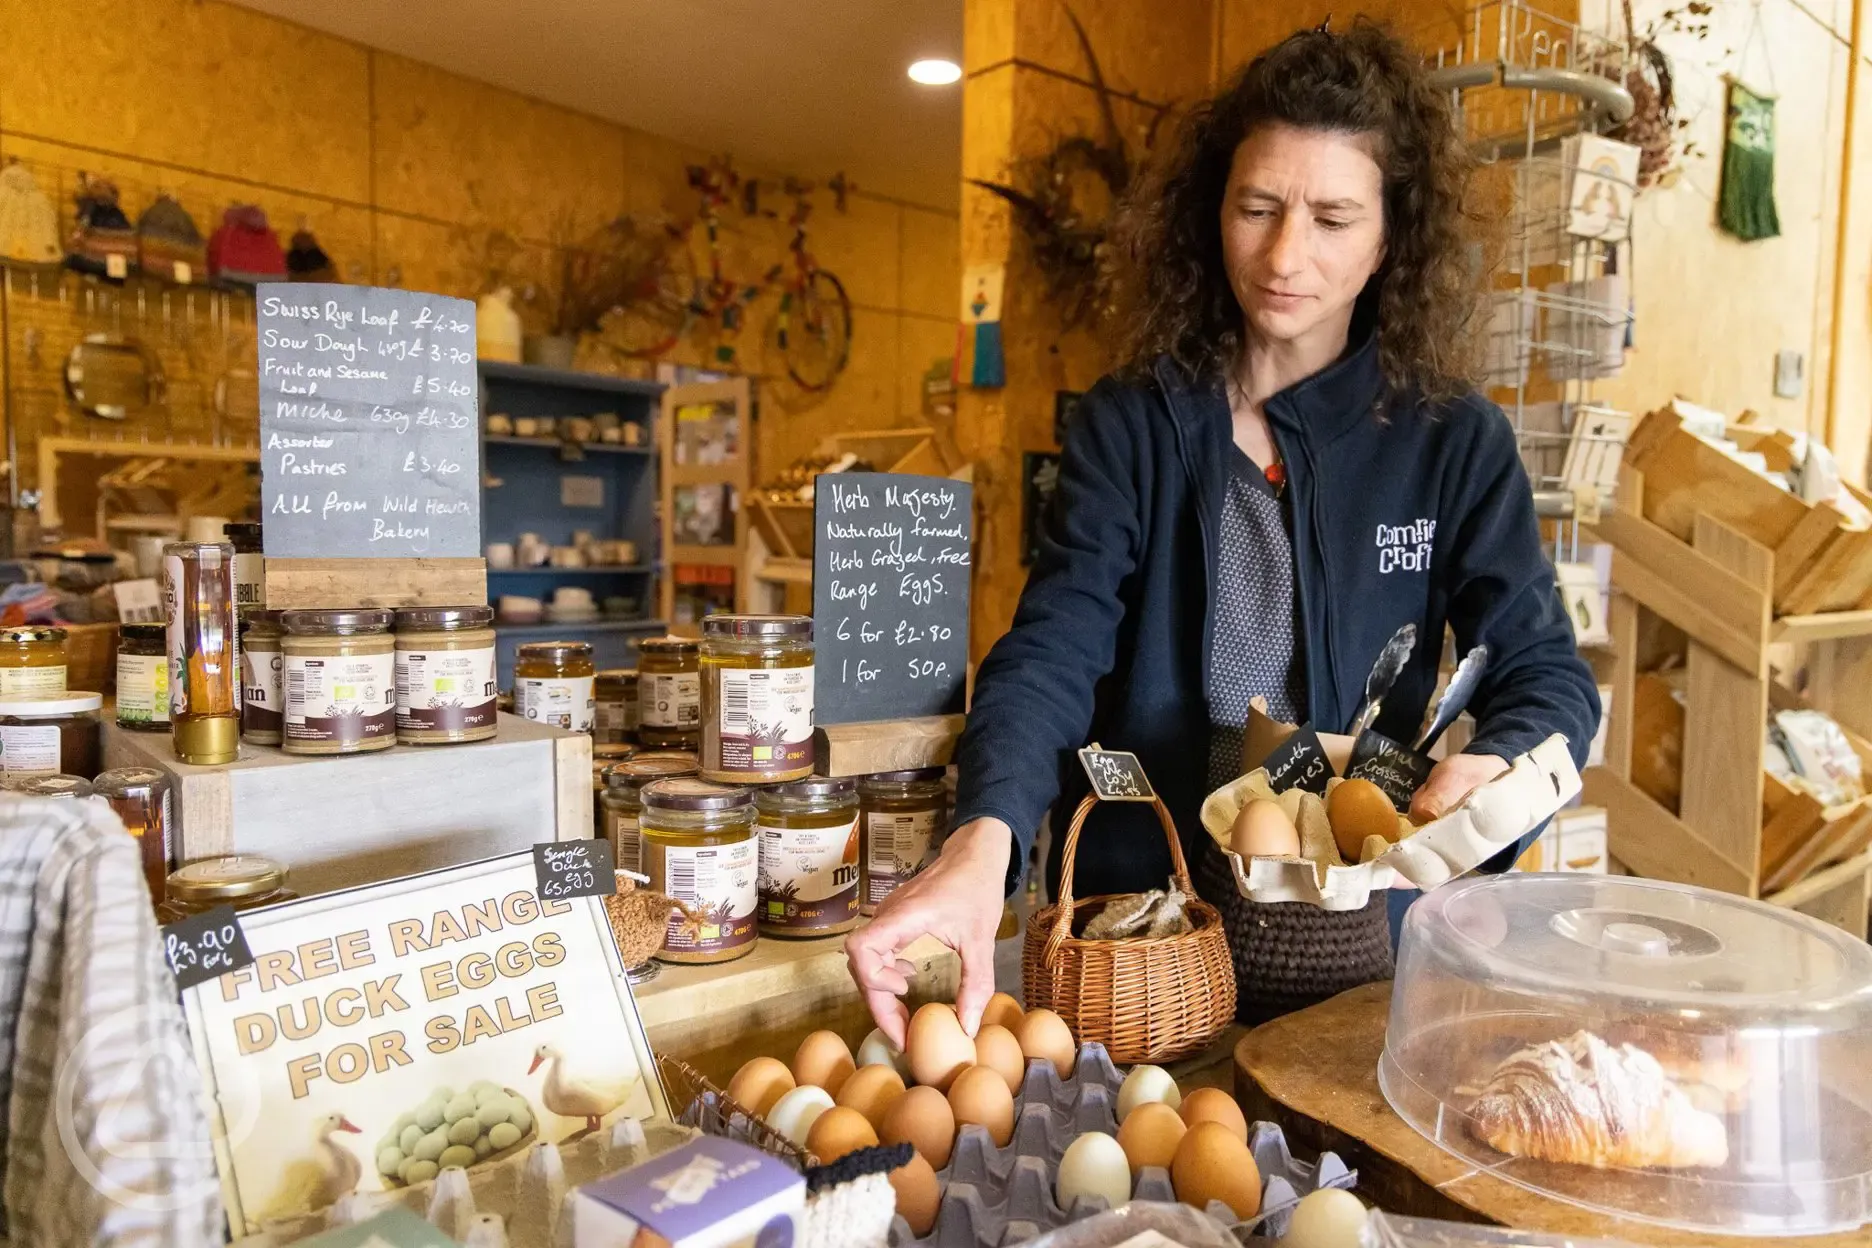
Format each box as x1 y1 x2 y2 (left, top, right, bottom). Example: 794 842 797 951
700 614 812 641
605 754 699 794
167 854 287 903
0 626 67 645
861 767 947 785
395 605 495 631
93 766 167 799
642 776 751 812
638 635 699 656
516 640 593 662
596 668 638 685
2 774 93 798
283 608 395 636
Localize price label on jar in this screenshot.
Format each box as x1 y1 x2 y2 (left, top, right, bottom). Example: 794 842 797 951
532 840 616 901
162 904 256 991
812 472 971 725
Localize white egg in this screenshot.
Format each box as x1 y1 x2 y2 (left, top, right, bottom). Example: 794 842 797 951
1283 1188 1368 1248
765 1085 835 1148
855 1027 911 1078
1056 1131 1132 1212
1115 1065 1182 1121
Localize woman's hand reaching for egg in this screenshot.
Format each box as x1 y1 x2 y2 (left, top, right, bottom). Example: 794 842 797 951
846 816 1011 1048
1410 751 1510 824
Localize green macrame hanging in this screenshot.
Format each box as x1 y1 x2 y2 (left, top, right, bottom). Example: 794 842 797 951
1719 79 1780 241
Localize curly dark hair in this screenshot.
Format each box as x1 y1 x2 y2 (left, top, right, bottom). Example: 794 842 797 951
1107 20 1482 401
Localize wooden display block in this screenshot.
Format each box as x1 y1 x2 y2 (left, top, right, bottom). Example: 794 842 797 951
262 556 488 610
635 932 957 1089
815 714 965 777
103 713 590 897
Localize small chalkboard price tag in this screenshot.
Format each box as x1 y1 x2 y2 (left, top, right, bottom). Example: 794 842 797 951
161 905 255 992
533 840 617 901
1078 744 1157 802
1346 730 1435 812
1261 724 1335 796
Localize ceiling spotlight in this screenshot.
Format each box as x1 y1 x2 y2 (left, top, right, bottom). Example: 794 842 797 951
908 59 962 86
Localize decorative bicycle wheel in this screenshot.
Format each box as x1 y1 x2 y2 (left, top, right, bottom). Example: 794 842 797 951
777 268 852 392
603 221 698 358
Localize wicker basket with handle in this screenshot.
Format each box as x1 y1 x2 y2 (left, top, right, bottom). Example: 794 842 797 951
1021 792 1237 1063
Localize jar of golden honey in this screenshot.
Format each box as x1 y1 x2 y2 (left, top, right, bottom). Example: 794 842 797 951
0 627 67 698
637 635 700 750
514 641 595 733
698 615 813 784
641 777 757 965
858 768 949 914
755 775 860 937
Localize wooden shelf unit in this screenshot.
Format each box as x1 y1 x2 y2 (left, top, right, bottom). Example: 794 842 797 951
1589 463 1872 937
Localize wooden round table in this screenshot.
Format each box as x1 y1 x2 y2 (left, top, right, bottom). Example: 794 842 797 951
1234 981 1867 1247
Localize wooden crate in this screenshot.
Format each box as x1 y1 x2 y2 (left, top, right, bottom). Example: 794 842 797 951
102 712 591 897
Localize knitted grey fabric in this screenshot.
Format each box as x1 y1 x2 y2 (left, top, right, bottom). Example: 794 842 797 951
1201 448 1393 1023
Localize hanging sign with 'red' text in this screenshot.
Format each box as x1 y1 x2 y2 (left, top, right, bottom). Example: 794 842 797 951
256 283 481 558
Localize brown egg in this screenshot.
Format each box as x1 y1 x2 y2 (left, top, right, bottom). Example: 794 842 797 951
980 991 1025 1031
1178 1087 1249 1143
727 1056 796 1117
974 1024 1027 1095
1171 1121 1262 1219
1014 1008 1077 1078
880 1085 956 1170
1326 778 1402 863
1116 1101 1187 1174
905 1003 976 1091
806 1105 879 1163
947 1064 1016 1147
1230 799 1301 859
836 1062 907 1130
793 1030 857 1097
888 1151 942 1236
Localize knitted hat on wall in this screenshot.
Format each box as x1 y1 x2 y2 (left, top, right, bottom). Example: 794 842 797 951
207 204 286 287
136 193 207 284
285 227 337 282
0 163 61 268
66 175 137 280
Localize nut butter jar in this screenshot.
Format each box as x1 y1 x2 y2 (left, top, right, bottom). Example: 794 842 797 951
281 609 396 756
395 606 498 745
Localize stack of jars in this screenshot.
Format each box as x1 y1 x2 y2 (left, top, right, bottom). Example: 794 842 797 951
593 614 952 968
0 624 103 789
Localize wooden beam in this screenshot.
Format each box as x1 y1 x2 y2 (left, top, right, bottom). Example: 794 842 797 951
263 557 488 610
1608 548 1764 675
1584 766 1755 896
1772 610 1872 645
1767 850 1872 920
815 714 966 777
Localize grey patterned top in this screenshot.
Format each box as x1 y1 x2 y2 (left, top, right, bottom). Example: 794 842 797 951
1206 448 1306 791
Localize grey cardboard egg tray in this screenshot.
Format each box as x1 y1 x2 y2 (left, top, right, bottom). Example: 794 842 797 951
885 1042 1356 1248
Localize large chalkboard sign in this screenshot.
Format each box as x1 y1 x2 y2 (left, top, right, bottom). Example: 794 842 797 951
813 472 971 725
256 283 480 558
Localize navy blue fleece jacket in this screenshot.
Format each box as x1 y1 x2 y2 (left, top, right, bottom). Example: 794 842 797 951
953 331 1601 899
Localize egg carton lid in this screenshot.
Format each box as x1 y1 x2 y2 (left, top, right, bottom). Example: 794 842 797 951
1201 734 1580 910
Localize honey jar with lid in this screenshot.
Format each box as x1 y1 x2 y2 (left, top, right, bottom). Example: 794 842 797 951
755 775 861 937
698 615 813 784
858 768 949 914
0 626 67 698
602 754 700 875
640 777 757 965
515 641 595 733
159 854 296 920
594 669 639 746
637 636 700 750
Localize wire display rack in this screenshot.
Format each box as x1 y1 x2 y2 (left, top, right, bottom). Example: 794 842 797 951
1425 1 1639 559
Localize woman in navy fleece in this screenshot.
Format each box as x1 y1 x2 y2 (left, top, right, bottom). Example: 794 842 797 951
850 22 1599 1039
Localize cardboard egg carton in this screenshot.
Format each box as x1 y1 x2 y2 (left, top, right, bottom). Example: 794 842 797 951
887 1043 1355 1247
1201 734 1582 910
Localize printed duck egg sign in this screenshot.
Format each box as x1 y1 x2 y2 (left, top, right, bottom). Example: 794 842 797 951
257 283 481 558
178 852 667 1238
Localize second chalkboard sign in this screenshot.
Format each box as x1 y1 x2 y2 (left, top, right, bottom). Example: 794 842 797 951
813 472 971 726
256 283 481 559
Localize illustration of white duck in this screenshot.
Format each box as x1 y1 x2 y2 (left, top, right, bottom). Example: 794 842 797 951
260 1111 362 1220
529 1042 640 1137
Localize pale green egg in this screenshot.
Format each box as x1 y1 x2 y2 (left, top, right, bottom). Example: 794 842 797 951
404 1159 439 1185
486 1122 521 1151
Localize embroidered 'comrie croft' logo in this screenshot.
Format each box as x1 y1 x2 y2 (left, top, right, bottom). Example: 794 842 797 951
1376 519 1435 574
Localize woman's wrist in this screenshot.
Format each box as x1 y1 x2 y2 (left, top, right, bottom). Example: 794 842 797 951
944 816 1014 880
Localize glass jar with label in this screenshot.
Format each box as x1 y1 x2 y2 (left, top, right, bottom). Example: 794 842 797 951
755 775 861 938
858 768 949 914
0 626 67 698
594 669 639 745
641 778 757 965
281 609 397 755
165 540 239 765
95 766 172 907
239 610 285 745
158 854 296 921
224 521 264 620
0 693 101 779
602 754 699 876
395 606 498 745
698 615 814 784
115 622 169 731
637 636 700 750
515 641 595 733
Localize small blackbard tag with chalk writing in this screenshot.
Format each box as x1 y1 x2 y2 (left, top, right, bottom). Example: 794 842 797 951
1345 729 1435 812
1078 744 1156 802
533 839 617 901
1260 724 1334 796
162 905 256 992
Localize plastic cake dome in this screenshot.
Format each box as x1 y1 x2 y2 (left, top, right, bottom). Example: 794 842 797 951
1380 873 1872 1236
